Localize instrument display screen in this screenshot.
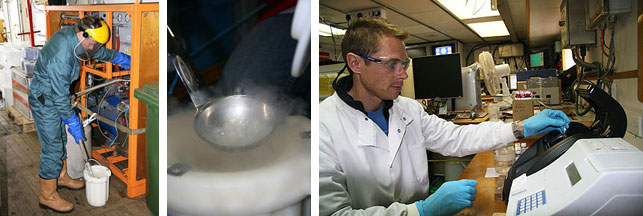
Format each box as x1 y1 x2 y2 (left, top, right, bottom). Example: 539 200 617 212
566 162 582 186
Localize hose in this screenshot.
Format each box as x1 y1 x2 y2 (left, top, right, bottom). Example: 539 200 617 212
574 74 593 116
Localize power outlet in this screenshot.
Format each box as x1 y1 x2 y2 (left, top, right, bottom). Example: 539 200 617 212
347 8 387 21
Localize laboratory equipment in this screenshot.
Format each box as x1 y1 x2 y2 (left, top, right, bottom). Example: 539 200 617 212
560 0 596 48
433 44 454 55
455 64 482 111
167 112 310 215
169 31 278 150
516 69 557 82
479 52 513 109
194 95 278 150
46 3 159 198
503 82 627 201
494 146 515 175
586 0 632 29
412 53 463 99
86 81 130 142
527 76 561 105
529 52 544 67
505 138 643 215
430 41 463 57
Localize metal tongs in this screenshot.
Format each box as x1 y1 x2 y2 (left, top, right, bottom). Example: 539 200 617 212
76 113 100 177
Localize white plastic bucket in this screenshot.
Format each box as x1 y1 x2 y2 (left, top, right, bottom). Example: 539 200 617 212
83 165 111 207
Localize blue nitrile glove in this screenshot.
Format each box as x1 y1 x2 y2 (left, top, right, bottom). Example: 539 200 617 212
415 179 478 216
111 52 130 70
523 109 570 137
61 114 85 144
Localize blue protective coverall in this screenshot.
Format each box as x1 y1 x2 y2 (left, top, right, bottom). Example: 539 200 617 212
28 27 118 179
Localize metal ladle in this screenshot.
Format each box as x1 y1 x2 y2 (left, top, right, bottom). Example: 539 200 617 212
170 55 278 150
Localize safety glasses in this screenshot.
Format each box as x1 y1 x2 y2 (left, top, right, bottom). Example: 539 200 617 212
357 53 411 73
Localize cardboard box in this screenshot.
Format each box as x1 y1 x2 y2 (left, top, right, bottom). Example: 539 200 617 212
517 81 528 90
512 99 534 121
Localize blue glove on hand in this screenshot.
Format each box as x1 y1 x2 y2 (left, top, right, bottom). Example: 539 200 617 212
111 52 131 70
61 114 85 144
415 179 478 216
523 109 570 137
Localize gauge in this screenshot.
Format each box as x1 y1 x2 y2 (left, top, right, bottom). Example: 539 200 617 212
125 14 130 22
117 14 122 22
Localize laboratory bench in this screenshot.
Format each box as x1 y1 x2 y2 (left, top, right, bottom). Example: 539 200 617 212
454 120 594 215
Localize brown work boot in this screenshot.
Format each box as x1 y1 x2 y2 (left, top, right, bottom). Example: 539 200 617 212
39 178 74 213
58 160 85 190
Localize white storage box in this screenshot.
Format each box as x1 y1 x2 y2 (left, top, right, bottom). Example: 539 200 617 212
1 68 11 87
11 67 31 92
0 47 23 67
2 85 12 107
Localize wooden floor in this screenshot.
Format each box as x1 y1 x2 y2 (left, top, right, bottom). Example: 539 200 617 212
0 109 152 216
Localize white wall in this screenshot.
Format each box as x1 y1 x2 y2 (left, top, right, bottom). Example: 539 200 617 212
583 0 643 147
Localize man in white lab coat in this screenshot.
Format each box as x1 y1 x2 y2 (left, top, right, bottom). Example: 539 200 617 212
319 18 570 216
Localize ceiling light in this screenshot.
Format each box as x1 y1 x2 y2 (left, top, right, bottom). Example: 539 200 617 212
437 0 499 20
319 23 346 36
467 21 510 37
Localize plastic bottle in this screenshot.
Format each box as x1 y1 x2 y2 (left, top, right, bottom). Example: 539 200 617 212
494 146 515 174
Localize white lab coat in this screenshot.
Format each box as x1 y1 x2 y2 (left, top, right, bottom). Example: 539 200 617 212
319 93 517 216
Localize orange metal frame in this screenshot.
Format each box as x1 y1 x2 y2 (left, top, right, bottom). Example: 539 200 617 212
45 2 158 198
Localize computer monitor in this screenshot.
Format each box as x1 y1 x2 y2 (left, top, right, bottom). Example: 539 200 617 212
412 53 463 99
530 52 544 67
406 46 427 58
433 44 454 55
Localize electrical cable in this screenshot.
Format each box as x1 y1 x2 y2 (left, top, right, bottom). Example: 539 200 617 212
574 79 593 116
602 25 610 49
571 47 599 69
97 84 115 144
600 29 609 57
320 17 339 61
109 111 123 147
110 108 128 147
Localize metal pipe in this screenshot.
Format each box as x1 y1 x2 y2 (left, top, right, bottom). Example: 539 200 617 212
74 103 146 135
75 79 129 97
26 0 35 46
76 113 92 160
61 13 79 20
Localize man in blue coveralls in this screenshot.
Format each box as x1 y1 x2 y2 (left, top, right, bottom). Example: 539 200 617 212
29 16 130 213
